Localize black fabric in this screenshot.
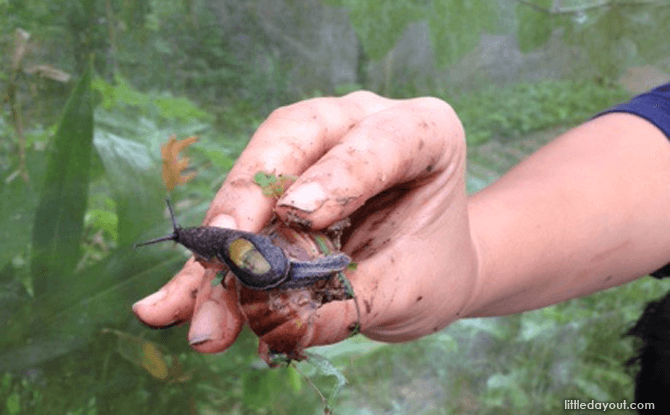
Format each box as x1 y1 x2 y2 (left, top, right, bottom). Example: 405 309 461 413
626 292 670 413
651 263 670 279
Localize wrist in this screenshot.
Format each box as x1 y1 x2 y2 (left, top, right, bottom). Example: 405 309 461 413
462 113 670 318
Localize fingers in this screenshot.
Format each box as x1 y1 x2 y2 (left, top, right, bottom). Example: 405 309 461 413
300 256 421 348
204 93 463 232
133 215 245 353
133 259 245 353
188 271 245 353
132 257 207 327
276 96 465 229
304 252 412 346
202 91 398 231
308 233 475 345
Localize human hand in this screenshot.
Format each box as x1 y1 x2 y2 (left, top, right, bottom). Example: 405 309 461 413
132 91 479 359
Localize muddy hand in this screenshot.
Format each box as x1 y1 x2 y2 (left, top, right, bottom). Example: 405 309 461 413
133 91 479 355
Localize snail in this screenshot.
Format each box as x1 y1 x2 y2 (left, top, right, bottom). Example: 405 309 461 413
135 199 352 291
136 199 358 361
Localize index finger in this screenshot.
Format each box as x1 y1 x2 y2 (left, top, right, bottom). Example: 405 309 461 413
276 96 466 229
202 91 396 231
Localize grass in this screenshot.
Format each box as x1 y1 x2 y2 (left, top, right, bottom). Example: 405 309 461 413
447 79 631 145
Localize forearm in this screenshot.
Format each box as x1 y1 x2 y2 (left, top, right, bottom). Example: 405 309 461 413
464 113 670 317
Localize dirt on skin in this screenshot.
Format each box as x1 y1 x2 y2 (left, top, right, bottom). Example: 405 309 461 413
235 217 357 364
336 125 573 414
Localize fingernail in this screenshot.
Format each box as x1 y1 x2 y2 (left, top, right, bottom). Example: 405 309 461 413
189 334 211 346
279 182 327 213
188 301 221 346
132 289 166 312
209 214 238 229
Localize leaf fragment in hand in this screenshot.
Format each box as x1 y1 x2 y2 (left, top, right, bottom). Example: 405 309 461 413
253 171 297 198
161 135 198 191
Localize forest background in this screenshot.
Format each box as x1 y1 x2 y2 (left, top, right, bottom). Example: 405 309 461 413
2 0 670 414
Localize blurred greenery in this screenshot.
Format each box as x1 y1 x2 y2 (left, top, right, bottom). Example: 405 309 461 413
1 0 669 414
451 79 631 144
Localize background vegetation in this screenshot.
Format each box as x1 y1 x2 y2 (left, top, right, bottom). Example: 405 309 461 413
2 0 670 414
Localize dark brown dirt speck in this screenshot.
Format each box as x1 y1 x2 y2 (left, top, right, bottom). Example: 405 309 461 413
364 299 372 314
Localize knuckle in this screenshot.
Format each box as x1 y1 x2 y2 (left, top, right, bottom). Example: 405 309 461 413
266 104 296 122
412 96 454 114
343 90 381 101
411 97 465 142
267 97 322 122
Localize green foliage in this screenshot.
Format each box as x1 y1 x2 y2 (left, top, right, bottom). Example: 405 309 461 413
0 0 67 35
327 0 499 67
325 0 423 60
0 40 247 415
328 0 669 83
515 0 670 78
429 0 499 67
516 0 554 52
0 58 204 415
92 76 214 124
0 151 43 277
450 79 631 144
30 57 94 297
302 353 348 406
93 130 164 247
326 277 669 414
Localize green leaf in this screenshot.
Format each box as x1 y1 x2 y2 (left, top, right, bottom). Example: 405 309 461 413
336 0 424 60
304 352 347 404
153 95 215 123
93 75 214 123
307 335 387 362
0 150 44 272
253 171 276 188
429 0 499 67
253 172 297 198
6 391 20 415
30 57 94 297
515 0 554 52
0 261 30 323
242 371 275 409
108 74 150 109
211 273 224 286
92 131 164 247
0 245 183 371
287 364 303 392
85 207 118 242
